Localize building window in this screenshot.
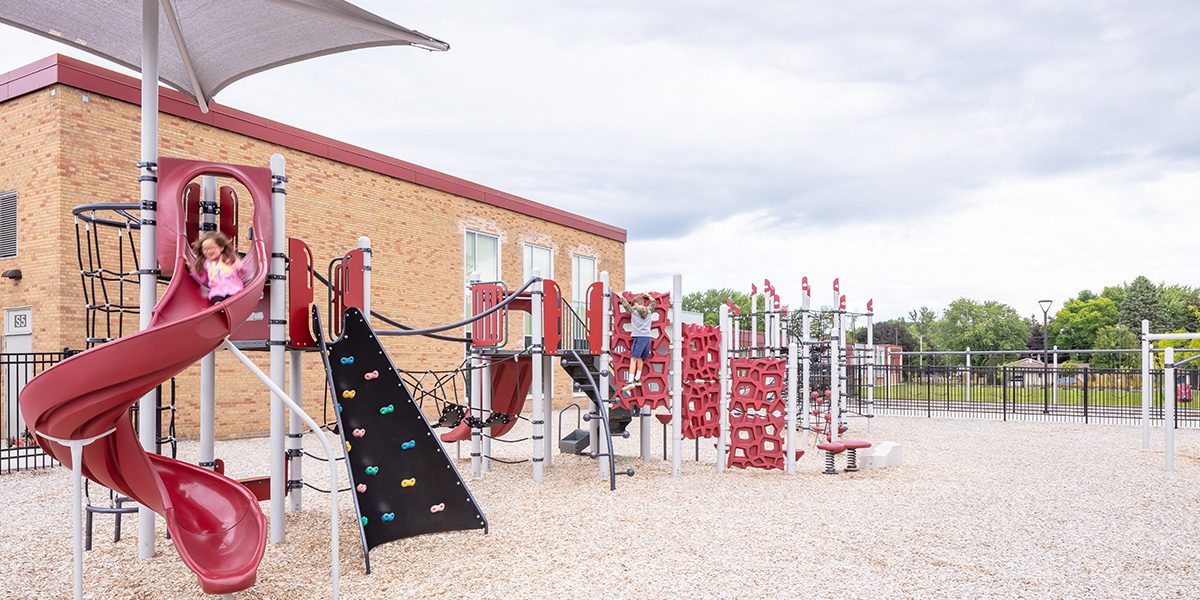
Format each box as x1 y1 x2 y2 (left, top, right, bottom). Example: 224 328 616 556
0 191 15 259
523 243 553 344
464 230 500 316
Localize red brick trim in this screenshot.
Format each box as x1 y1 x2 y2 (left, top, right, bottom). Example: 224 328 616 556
0 54 626 243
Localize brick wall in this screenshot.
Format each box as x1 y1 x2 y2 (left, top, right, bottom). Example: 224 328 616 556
0 83 625 442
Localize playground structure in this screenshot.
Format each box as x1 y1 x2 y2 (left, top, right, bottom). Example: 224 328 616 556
1140 319 1200 471
436 271 890 483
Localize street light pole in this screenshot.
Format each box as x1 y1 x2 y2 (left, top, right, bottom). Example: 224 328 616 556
1039 299 1053 414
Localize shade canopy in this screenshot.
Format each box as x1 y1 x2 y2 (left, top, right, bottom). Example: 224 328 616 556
0 0 449 111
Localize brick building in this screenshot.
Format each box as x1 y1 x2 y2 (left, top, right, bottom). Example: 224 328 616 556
0 55 626 440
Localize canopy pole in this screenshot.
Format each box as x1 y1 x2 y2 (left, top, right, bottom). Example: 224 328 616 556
137 0 160 562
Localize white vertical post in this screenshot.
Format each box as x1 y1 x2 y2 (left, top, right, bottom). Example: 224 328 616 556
866 307 874 433
597 271 611 479
481 358 492 473
965 346 972 404
801 289 811 447
639 402 651 462
287 350 303 511
732 317 740 353
137 0 161 562
543 354 554 467
1141 319 1151 449
671 274 683 477
357 237 371 319
786 340 798 474
1165 347 1175 471
884 348 892 400
199 175 217 471
750 289 758 359
717 304 730 473
268 154 287 544
469 351 482 477
531 269 545 482
70 442 84 600
829 286 840 444
1052 345 1058 406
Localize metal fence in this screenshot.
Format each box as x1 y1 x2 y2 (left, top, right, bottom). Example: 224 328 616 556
847 364 1200 427
1 350 177 474
1 351 73 473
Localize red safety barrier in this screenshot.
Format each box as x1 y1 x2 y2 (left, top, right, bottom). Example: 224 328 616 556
219 185 239 250
586 281 604 352
543 279 563 355
727 357 787 470
611 291 671 411
681 323 721 439
287 237 316 348
470 282 507 347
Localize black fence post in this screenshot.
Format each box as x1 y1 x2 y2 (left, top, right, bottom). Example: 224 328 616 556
1002 366 1008 422
1083 367 1089 424
925 365 931 418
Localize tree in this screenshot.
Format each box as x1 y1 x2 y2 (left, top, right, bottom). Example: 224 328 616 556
682 288 751 326
1118 275 1166 332
1090 325 1140 368
929 298 1027 366
1027 318 1045 353
852 319 917 351
1160 284 1200 332
1049 296 1118 353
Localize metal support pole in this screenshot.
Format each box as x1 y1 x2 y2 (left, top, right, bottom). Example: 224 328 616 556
543 354 554 467
965 346 972 404
40 429 114 600
1165 347 1175 471
671 275 683 477
268 154 287 544
1141 319 1151 449
481 357 492 473
531 269 545 482
137 0 160 560
866 308 874 432
801 290 811 447
750 289 758 358
829 285 840 444
287 350 303 512
597 271 611 479
717 304 730 473
786 340 798 474
199 176 217 471
469 350 482 477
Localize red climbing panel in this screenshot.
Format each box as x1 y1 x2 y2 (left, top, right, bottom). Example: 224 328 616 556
470 282 507 347
727 357 786 470
611 291 671 411
681 323 721 439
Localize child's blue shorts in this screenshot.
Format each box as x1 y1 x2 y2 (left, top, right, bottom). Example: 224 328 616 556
631 336 652 360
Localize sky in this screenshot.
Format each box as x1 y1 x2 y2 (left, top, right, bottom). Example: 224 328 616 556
1 1 1197 321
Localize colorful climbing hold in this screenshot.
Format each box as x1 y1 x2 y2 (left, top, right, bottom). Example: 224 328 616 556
356 483 367 493
337 403 343 413
401 440 416 450
364 370 380 380
379 404 395 415
341 389 357 399
345 441 352 452
381 512 395 522
360 516 368 526
429 503 445 513
352 428 366 438
340 356 355 365
401 478 416 488
365 466 380 475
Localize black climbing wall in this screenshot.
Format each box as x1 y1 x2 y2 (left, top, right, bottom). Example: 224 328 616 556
325 308 487 555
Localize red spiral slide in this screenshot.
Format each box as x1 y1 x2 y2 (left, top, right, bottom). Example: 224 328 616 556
20 158 272 595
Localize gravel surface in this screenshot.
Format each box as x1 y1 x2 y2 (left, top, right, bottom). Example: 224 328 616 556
1 416 1197 599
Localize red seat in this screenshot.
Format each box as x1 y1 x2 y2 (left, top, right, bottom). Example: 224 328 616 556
655 413 672 425
840 439 871 450
816 442 845 454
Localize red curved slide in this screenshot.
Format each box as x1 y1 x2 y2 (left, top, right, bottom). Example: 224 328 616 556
20 158 272 595
441 356 532 442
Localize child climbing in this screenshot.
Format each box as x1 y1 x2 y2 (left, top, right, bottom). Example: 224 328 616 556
189 231 246 304
619 293 657 392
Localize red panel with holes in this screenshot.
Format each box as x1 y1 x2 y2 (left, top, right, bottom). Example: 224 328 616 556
727 358 787 470
471 282 507 347
681 323 721 439
610 292 671 411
